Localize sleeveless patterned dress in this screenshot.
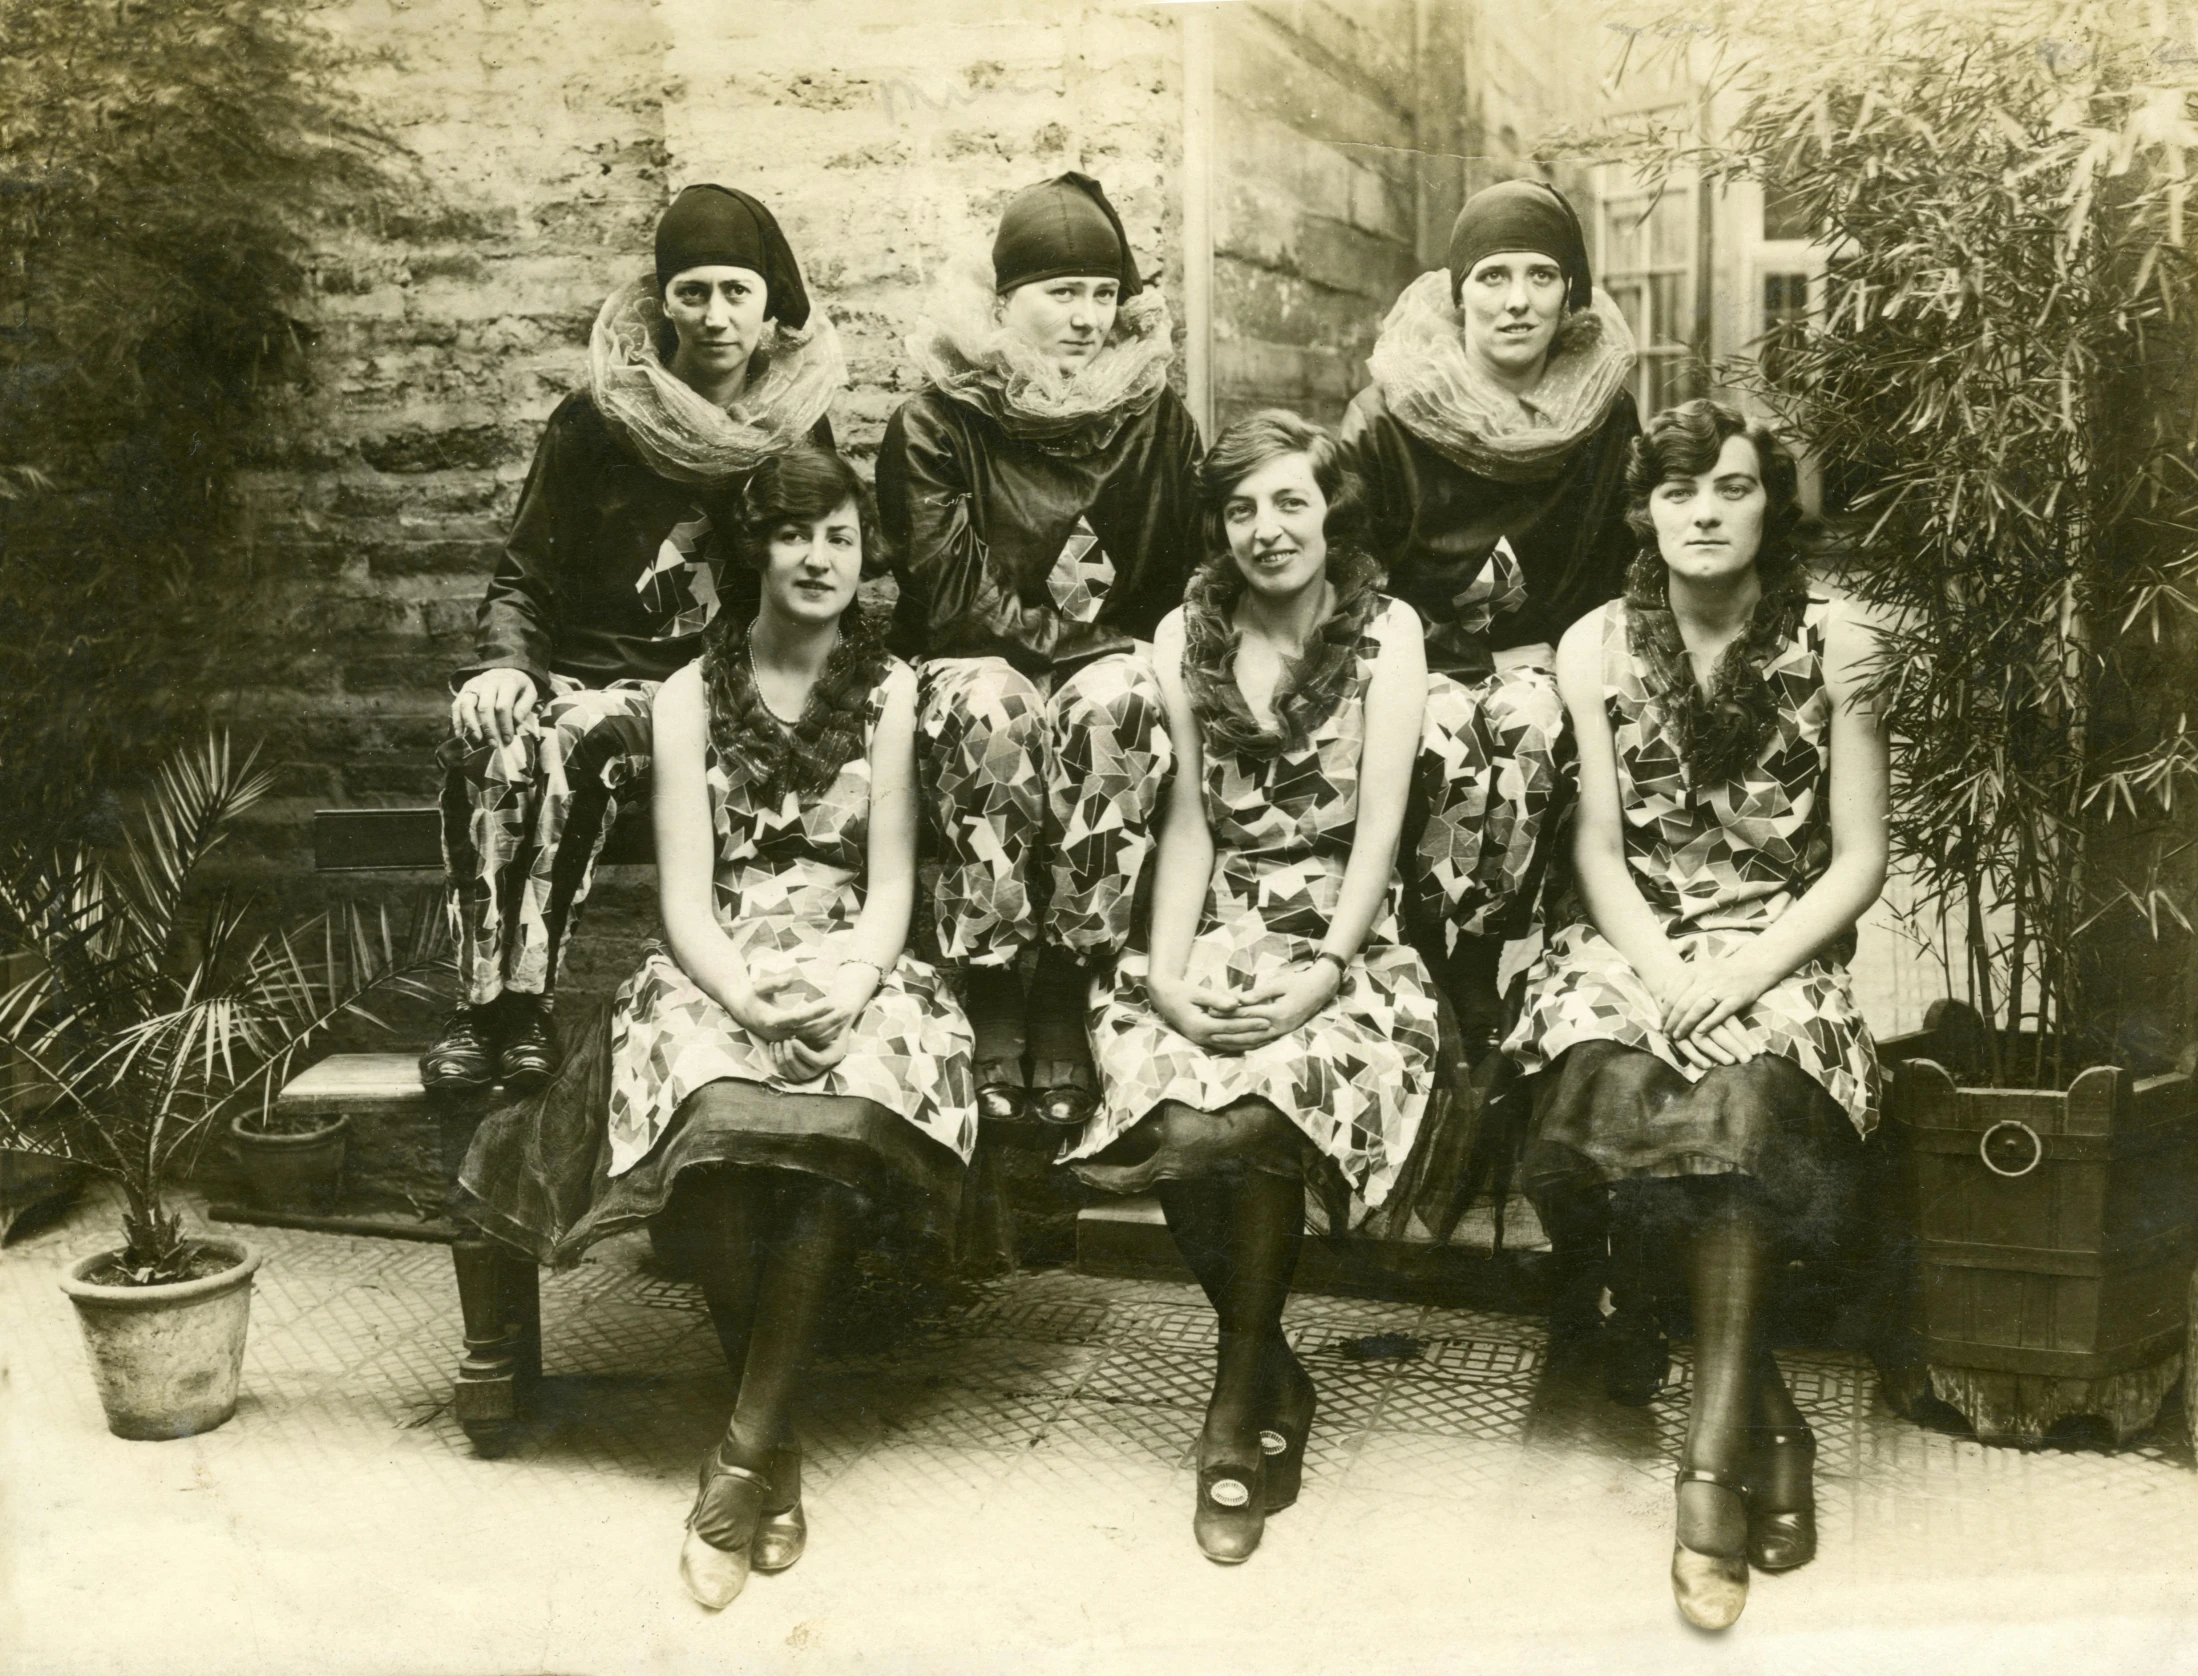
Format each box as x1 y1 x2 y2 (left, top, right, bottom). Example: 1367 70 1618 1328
1505 595 1880 1139
1061 600 1440 1213
604 658 978 1177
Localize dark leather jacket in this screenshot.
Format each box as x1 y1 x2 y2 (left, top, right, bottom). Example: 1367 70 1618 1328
875 387 1204 674
1339 384 1639 682
462 391 831 695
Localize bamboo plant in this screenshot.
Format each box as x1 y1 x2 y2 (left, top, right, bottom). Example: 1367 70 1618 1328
1595 0 2198 1085
0 735 446 1282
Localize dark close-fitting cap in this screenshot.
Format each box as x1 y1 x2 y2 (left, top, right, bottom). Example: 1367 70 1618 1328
654 184 812 329
1446 179 1593 312
991 172 1143 298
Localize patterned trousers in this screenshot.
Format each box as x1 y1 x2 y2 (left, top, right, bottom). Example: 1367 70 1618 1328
438 678 656 1007
916 653 1173 968
1410 662 1571 953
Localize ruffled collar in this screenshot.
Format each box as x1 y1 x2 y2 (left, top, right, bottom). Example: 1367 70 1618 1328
1367 269 1638 484
588 274 847 485
1179 547 1386 761
906 251 1176 452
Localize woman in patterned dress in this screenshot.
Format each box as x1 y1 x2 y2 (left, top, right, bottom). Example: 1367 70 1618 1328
877 172 1202 1130
459 444 975 1612
1503 400 1888 1629
1060 410 1437 1564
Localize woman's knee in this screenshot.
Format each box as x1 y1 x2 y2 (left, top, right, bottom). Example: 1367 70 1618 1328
919 657 1045 745
1050 652 1163 738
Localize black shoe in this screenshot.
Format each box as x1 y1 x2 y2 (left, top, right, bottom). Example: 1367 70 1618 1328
1259 1349 1317 1513
1193 1449 1266 1564
496 999 559 1093
1747 1425 1817 1572
420 1006 496 1092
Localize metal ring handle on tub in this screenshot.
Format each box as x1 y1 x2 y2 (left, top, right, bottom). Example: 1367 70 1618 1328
1978 1118 2044 1179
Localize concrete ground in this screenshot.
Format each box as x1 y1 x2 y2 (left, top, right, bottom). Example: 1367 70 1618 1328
7 1187 2198 1676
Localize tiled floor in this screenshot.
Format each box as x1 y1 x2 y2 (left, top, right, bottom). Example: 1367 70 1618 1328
8 1189 2198 1676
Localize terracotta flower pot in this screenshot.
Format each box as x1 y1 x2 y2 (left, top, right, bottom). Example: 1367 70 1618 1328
231 1113 348 1213
60 1238 261 1440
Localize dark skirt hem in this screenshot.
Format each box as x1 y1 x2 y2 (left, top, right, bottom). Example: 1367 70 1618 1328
1069 1098 1353 1233
1519 1038 1864 1257
455 999 962 1268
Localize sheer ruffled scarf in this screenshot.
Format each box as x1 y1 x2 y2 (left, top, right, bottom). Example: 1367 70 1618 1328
906 250 1176 452
588 274 847 485
1623 549 1811 787
1367 269 1638 485
700 605 891 805
1179 547 1386 762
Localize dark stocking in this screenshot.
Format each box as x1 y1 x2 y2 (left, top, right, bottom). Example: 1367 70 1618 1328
1156 1159 1303 1459
719 1175 860 1473
1026 944 1094 1086
1211 1169 1306 1449
670 1168 772 1374
1674 1178 1774 1557
965 965 1027 1080
1750 1349 1811 1511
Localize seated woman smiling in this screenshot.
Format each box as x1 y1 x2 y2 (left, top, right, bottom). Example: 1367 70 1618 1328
1059 410 1437 1565
460 443 974 1612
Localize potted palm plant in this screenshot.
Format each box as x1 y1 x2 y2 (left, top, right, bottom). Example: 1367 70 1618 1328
1597 2 2198 1443
0 735 446 1439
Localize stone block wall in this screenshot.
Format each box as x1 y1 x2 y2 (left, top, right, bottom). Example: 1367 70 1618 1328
215 0 1192 1015
1210 0 1425 429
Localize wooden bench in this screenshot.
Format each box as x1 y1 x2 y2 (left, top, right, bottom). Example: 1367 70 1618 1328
283 803 1541 1454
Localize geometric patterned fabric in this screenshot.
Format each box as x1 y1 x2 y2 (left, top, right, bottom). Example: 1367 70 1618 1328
602 658 977 1177
1505 597 1881 1137
1412 659 1568 949
914 651 1171 966
1062 602 1439 1213
439 675 657 1007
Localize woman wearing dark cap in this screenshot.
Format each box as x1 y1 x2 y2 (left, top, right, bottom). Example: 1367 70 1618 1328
459 443 974 1610
877 172 1203 1129
424 184 844 1095
1340 179 1652 1395
1341 179 1639 1048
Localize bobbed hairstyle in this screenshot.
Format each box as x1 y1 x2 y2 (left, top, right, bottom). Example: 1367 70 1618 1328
732 443 879 579
1622 398 1802 572
1196 408 1367 564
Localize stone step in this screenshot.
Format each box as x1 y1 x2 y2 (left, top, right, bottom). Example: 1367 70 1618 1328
207 1052 494 1228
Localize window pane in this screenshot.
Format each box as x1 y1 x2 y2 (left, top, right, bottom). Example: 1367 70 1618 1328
1762 183 1815 241
1609 281 1646 344
1650 193 1692 268
1649 273 1690 347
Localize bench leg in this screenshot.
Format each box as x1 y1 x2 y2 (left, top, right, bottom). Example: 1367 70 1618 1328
450 1235 540 1457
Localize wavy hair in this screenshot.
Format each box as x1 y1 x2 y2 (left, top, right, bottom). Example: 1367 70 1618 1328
701 444 890 803
1621 398 1810 785
1182 410 1385 759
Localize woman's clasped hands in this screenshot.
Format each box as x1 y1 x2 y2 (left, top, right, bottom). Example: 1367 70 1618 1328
1644 944 1777 1070
725 958 881 1084
1150 956 1343 1055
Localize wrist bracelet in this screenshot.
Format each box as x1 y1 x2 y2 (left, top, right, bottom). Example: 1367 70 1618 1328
1312 950 1348 980
841 957 884 983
